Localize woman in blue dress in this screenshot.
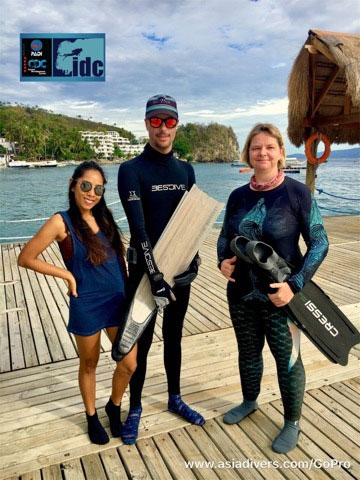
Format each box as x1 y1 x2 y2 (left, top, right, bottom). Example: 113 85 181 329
18 161 136 445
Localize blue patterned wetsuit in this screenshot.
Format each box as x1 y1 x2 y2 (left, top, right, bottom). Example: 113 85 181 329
217 177 329 420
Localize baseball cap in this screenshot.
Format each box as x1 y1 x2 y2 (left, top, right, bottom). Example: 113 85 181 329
145 94 178 120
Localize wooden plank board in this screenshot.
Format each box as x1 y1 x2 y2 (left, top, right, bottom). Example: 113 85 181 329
152 433 197 480
136 437 173 480
62 458 86 480
99 448 128 480
118 444 152 480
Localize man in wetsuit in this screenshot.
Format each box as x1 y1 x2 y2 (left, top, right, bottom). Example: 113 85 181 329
118 94 205 445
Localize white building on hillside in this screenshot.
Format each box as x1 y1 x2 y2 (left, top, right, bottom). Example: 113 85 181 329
79 131 143 159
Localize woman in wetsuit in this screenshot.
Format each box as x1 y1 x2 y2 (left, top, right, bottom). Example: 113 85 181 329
217 123 329 453
18 161 136 445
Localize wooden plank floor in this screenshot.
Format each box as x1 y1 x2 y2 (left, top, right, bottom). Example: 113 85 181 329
0 316 359 479
0 215 359 479
1 216 359 373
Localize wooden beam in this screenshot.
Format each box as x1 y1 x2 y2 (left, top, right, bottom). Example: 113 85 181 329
305 127 318 194
344 95 351 115
309 49 316 117
326 122 360 130
311 37 337 64
303 112 360 127
305 44 318 54
311 66 340 117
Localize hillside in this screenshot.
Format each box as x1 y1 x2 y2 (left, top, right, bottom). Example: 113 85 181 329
0 102 134 161
174 123 240 163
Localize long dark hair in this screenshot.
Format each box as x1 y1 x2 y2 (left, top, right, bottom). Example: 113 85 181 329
68 161 125 266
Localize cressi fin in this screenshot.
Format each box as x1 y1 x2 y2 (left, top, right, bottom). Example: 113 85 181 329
231 236 360 365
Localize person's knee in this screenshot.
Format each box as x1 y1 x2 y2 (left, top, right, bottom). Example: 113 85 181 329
80 357 99 374
117 356 137 377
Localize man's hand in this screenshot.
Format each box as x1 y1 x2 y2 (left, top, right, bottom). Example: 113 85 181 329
150 273 176 313
268 282 294 307
220 256 237 282
174 255 201 286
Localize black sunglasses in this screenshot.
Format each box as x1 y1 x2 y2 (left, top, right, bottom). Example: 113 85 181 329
149 117 178 129
78 180 105 196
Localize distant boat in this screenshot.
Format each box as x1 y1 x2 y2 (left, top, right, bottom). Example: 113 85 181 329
7 159 31 168
285 157 306 169
32 160 58 168
284 168 300 174
239 168 252 173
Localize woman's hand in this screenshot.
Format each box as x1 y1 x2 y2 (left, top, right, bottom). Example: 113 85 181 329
220 256 237 282
268 282 294 307
65 272 78 297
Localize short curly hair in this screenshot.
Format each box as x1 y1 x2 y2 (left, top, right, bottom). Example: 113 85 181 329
240 123 287 168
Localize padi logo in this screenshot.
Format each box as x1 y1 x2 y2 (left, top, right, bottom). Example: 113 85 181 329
128 190 140 201
152 184 186 192
141 241 155 274
31 39 42 51
304 300 339 337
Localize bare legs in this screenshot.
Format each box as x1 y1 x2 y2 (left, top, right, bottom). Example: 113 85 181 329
107 326 137 406
74 328 137 414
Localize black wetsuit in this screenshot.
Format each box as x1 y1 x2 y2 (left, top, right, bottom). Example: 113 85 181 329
217 177 329 420
118 143 195 407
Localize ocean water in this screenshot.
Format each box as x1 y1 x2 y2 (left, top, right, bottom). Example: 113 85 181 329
0 157 359 242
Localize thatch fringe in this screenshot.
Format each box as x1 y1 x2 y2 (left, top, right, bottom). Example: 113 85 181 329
287 31 360 147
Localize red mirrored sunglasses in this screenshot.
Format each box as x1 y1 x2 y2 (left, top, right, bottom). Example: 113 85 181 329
149 117 178 129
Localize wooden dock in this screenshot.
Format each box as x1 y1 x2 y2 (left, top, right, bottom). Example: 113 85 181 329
0 216 359 479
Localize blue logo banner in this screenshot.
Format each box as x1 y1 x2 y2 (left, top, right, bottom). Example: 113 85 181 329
20 33 105 82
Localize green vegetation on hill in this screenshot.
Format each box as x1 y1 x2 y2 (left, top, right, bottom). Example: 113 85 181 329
0 102 134 161
174 122 240 162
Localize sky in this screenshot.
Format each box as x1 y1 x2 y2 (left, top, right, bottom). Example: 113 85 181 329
1 0 359 153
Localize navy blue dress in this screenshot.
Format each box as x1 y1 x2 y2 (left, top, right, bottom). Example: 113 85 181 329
58 211 126 336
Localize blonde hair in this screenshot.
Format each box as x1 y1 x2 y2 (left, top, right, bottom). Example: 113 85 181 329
240 123 287 168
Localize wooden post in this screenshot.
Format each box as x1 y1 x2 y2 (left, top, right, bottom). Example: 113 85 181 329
305 127 318 194
305 48 318 194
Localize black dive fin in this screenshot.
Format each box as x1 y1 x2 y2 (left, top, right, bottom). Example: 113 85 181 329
230 236 253 263
233 237 360 366
284 282 360 366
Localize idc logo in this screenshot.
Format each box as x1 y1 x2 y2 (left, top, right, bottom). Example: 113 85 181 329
20 34 105 82
53 35 105 80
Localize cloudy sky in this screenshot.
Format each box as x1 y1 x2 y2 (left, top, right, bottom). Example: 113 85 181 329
1 0 359 152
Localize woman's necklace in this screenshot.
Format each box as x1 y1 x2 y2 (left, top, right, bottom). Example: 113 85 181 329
250 169 285 191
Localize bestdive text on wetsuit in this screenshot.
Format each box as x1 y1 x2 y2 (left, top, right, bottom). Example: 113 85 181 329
184 458 351 471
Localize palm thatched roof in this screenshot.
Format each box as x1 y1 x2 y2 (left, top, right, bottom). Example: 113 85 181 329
288 30 360 147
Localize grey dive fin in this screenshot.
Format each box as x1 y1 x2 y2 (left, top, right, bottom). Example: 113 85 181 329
230 236 253 263
245 240 292 282
112 304 156 361
232 236 360 366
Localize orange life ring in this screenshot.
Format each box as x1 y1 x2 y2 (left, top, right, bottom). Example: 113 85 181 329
305 133 331 164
